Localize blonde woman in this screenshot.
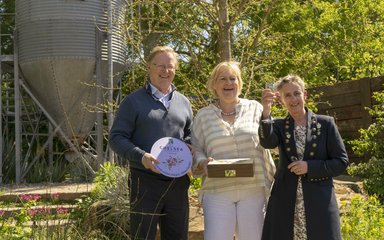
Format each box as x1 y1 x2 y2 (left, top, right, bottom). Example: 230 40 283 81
192 61 275 240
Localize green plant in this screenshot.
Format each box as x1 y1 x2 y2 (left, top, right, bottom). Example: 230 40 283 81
340 195 384 240
48 156 70 182
0 194 41 239
0 206 32 239
80 162 131 239
67 153 98 183
1 130 16 183
190 177 202 190
349 91 384 201
25 156 69 183
0 193 70 239
92 162 129 200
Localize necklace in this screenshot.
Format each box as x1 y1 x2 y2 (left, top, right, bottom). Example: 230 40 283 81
221 110 236 116
216 100 237 116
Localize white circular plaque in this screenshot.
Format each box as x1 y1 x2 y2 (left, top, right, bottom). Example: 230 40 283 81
150 137 192 178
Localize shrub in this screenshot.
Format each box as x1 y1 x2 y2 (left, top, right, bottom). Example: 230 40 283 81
349 91 384 201
84 162 130 239
92 162 129 200
0 193 74 239
340 195 384 240
190 177 202 190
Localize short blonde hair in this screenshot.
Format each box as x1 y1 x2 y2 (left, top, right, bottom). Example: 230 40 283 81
275 74 305 92
147 46 179 67
207 61 243 98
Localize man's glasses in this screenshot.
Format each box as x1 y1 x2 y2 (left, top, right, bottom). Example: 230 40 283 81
152 63 176 71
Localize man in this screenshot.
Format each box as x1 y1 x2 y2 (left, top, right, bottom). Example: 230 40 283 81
109 46 193 240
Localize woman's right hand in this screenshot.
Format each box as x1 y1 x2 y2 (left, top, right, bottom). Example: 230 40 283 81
197 157 214 176
261 89 277 118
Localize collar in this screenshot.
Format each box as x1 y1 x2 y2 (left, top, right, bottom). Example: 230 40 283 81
145 81 176 96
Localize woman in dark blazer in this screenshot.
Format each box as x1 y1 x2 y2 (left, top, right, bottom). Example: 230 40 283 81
259 75 349 240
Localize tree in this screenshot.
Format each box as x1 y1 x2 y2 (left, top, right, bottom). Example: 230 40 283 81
119 0 384 109
260 0 384 84
217 0 231 61
121 0 277 110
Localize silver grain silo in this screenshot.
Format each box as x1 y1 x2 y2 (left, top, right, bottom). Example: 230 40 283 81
15 0 126 145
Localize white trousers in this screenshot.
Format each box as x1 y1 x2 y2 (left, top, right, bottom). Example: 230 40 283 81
202 187 266 240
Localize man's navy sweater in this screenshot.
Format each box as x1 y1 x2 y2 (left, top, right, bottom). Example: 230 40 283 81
109 84 193 178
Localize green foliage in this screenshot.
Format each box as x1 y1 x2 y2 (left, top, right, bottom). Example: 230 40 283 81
190 177 202 190
119 0 384 115
70 196 95 224
0 162 130 239
265 0 384 83
0 200 32 239
83 162 130 239
1 100 70 184
340 195 384 240
0 163 131 239
348 157 384 201
25 157 69 183
348 92 384 201
0 0 15 54
1 131 16 183
92 162 129 200
0 193 74 239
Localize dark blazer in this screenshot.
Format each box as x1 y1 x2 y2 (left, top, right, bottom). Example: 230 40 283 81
259 109 349 240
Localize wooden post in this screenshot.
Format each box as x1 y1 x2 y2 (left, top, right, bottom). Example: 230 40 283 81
359 78 372 128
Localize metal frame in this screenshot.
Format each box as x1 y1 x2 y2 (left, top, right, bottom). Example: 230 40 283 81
0 1 120 183
14 30 21 183
107 1 115 164
0 24 3 184
0 11 16 184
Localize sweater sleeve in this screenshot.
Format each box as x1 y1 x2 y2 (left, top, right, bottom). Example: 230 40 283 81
108 96 146 164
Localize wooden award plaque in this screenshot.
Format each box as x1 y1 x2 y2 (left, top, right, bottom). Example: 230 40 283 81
207 158 253 178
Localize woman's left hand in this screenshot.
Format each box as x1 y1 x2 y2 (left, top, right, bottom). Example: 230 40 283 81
288 160 308 176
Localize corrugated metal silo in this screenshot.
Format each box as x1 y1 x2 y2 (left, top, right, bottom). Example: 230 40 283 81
15 0 126 144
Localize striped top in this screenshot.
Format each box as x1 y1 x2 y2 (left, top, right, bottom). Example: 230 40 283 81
192 98 275 200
